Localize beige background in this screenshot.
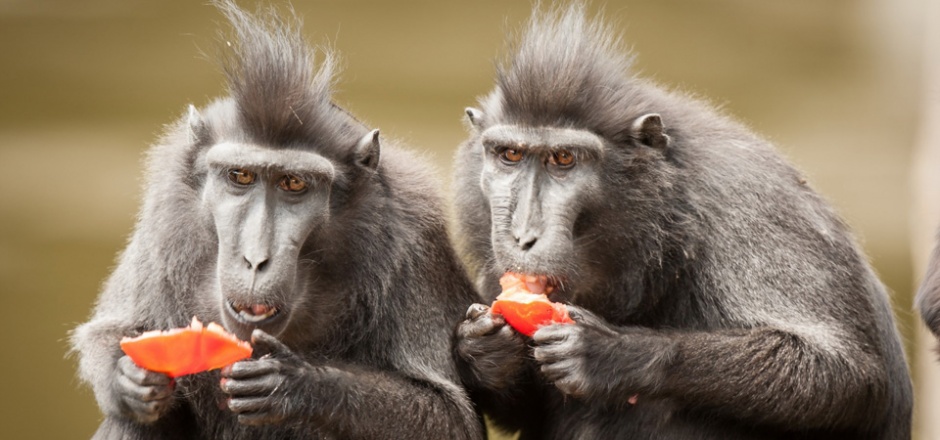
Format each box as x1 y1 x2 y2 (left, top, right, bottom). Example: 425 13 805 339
0 0 932 438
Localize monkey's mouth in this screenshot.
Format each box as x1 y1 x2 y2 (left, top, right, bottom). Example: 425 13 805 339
517 273 557 295
505 272 569 302
226 301 281 324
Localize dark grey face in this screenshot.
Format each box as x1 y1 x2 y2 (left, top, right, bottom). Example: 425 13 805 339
478 125 605 291
203 142 335 340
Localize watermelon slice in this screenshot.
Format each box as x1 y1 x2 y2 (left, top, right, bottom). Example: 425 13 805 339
120 317 253 378
491 272 574 337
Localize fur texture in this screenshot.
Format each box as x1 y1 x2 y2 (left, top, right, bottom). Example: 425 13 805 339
917 231 940 339
453 4 912 439
71 2 483 439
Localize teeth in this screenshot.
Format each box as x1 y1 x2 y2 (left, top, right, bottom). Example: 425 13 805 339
232 303 278 323
523 275 551 295
503 273 559 296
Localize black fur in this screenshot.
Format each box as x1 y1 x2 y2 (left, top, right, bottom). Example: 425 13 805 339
453 4 912 439
70 2 483 439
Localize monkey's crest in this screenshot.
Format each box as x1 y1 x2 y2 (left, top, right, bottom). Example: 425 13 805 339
215 0 359 149
484 3 641 142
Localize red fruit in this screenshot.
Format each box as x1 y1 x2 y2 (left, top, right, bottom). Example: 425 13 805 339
491 272 574 337
120 317 253 378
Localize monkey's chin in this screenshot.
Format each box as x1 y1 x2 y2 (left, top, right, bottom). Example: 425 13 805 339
221 300 290 341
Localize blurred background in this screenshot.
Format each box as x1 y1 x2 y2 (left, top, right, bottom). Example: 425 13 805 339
0 0 936 438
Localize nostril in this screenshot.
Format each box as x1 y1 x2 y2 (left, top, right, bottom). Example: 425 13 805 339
519 236 537 252
244 256 270 272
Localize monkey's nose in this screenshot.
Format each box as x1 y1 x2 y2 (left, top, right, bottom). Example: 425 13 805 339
244 255 270 272
514 233 538 252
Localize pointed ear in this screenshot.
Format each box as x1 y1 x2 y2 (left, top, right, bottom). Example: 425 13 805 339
465 107 485 131
355 129 381 171
631 113 669 149
187 104 210 145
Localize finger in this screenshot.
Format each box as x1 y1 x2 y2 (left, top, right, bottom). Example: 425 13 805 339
496 323 527 343
221 359 280 379
565 305 607 327
532 324 574 344
458 325 525 364
566 306 616 334
539 358 579 382
250 329 291 357
123 397 170 423
538 356 592 399
465 303 490 320
118 356 172 386
565 305 592 323
117 374 174 402
532 342 574 364
457 313 506 339
462 324 521 353
221 375 282 397
227 396 270 414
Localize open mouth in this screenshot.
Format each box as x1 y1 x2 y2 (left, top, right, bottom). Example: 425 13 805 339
226 301 281 324
521 274 555 295
507 272 561 296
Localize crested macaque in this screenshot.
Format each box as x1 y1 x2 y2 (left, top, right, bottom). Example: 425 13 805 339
917 234 940 341
452 4 913 439
70 2 483 439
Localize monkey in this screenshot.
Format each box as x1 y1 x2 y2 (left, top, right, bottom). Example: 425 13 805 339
451 4 913 439
917 234 940 339
69 1 484 439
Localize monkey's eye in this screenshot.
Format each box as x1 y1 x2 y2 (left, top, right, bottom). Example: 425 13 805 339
550 150 576 168
278 174 307 192
227 168 256 186
498 148 525 165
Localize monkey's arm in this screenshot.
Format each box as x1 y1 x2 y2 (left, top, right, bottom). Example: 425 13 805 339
71 243 177 424
71 205 207 433
533 314 890 431
221 330 484 440
917 237 940 336
660 327 889 429
70 116 213 426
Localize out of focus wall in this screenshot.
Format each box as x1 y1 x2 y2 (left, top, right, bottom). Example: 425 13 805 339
0 0 929 438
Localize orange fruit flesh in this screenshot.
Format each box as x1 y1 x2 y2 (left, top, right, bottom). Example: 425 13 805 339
491 273 574 337
120 317 253 378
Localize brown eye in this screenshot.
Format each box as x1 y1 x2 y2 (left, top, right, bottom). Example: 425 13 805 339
499 148 524 164
551 150 575 168
227 168 256 185
278 174 307 192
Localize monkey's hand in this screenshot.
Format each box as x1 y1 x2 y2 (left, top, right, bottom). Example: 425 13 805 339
220 329 324 426
112 355 176 424
532 306 676 403
455 303 530 391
